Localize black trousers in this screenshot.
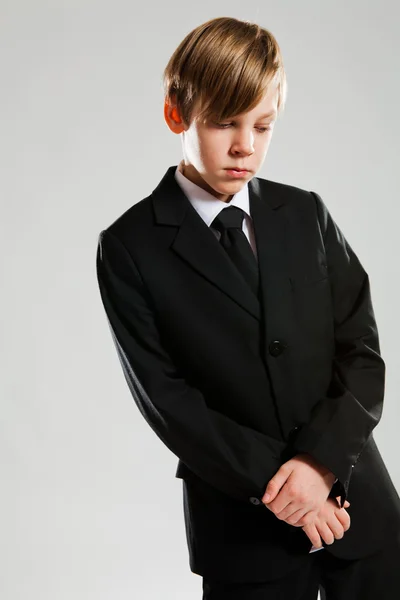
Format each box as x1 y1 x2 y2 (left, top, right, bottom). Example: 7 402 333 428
202 535 400 599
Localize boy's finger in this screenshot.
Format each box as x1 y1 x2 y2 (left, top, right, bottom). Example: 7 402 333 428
303 523 322 548
336 496 351 508
262 467 290 503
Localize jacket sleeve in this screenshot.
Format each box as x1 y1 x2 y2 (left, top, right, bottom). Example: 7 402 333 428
96 228 287 503
291 191 385 507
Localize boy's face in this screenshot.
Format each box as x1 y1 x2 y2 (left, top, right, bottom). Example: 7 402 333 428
166 82 279 203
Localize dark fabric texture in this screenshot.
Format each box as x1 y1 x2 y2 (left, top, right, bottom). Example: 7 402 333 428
211 206 260 299
202 533 400 599
202 554 319 599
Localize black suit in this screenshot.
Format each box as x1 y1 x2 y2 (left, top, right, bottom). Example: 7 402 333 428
96 166 400 583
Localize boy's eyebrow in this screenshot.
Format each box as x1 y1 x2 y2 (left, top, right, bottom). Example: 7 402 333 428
257 111 277 119
216 110 278 122
226 110 277 121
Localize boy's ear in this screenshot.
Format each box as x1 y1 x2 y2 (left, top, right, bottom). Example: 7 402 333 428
164 100 185 134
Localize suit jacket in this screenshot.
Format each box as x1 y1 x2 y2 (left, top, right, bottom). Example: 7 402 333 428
96 165 400 583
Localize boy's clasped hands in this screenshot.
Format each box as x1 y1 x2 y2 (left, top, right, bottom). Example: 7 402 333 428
262 453 351 549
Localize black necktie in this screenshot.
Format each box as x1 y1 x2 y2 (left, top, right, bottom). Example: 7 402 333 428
211 206 259 298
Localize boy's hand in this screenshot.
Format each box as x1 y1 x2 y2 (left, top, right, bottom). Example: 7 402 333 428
262 453 336 527
301 497 351 548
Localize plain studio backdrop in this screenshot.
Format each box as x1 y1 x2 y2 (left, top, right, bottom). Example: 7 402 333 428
1 1 399 599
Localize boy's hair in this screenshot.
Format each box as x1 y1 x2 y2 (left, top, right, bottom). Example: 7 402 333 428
163 16 287 127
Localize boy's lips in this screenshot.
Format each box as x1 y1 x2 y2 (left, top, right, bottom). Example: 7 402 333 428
225 167 250 172
224 168 250 178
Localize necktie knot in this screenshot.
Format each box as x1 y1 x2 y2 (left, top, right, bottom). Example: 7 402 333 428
211 206 245 233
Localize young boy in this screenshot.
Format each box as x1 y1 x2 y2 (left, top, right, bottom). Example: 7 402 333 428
96 16 400 599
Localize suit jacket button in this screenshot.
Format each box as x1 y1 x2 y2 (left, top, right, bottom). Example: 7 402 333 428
269 340 285 357
249 497 261 505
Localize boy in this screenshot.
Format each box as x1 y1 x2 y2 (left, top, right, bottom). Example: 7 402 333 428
96 16 400 599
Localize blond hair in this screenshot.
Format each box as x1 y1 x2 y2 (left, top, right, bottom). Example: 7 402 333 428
163 16 287 127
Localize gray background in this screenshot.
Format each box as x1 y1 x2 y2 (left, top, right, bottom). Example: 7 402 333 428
1 1 399 598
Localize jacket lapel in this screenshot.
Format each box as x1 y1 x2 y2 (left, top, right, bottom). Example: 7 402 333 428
151 166 291 327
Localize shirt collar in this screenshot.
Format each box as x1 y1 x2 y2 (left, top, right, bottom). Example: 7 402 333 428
174 160 251 227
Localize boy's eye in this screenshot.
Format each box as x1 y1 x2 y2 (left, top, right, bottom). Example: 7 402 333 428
214 122 272 133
